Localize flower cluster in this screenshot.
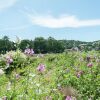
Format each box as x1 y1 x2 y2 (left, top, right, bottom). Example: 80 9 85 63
24 48 34 56
0 49 99 99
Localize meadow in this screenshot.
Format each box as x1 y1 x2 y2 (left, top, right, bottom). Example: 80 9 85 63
0 49 100 100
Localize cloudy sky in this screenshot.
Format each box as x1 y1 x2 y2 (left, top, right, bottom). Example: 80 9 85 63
0 0 100 41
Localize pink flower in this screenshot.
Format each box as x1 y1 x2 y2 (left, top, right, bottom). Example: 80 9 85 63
37 64 45 72
24 48 34 56
6 56 13 64
65 96 72 100
87 63 93 68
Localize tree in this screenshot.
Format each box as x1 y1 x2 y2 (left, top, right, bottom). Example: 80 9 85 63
2 36 9 41
19 40 34 51
0 36 16 54
47 37 65 53
34 37 47 53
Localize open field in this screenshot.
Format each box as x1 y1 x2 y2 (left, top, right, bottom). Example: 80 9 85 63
0 50 100 100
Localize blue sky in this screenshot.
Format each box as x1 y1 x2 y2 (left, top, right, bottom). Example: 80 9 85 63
0 0 100 41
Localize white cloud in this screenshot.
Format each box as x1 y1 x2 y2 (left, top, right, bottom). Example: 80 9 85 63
0 25 30 32
0 0 17 11
28 14 100 28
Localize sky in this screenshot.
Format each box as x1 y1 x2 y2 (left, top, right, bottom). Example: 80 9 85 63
0 0 100 42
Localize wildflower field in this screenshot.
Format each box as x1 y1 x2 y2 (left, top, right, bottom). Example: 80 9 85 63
0 49 100 100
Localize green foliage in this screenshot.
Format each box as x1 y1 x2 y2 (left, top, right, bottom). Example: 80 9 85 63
0 36 99 54
19 40 34 51
0 50 100 100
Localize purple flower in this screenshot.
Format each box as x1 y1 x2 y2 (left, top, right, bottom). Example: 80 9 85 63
76 71 84 78
30 49 34 55
6 56 13 64
24 48 34 56
65 96 72 100
77 73 81 78
37 64 45 72
87 63 93 68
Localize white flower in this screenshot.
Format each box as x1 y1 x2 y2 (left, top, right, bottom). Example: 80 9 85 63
5 64 10 69
52 89 57 91
6 82 11 91
29 73 36 77
36 83 40 87
36 89 42 94
57 84 61 87
0 98 2 100
0 69 4 75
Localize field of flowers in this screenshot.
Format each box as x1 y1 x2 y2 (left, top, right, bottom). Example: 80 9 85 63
0 49 100 100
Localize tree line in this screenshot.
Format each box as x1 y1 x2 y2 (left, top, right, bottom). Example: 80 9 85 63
0 36 100 54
